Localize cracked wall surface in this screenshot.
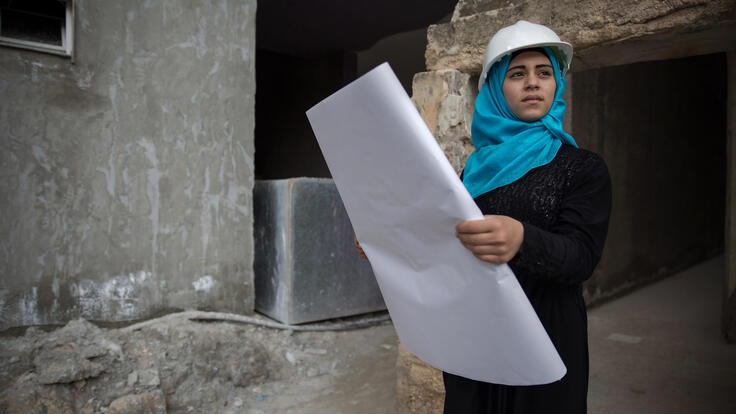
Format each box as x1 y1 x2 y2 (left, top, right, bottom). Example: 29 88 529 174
0 0 257 330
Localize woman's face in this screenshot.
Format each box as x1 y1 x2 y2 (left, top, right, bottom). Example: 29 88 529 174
501 50 556 122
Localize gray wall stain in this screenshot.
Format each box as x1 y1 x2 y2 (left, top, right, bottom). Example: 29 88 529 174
0 0 256 329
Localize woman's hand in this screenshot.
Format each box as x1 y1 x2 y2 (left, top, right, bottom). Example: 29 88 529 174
353 234 368 259
456 215 524 264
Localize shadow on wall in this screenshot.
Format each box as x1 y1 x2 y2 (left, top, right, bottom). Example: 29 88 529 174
574 52 727 303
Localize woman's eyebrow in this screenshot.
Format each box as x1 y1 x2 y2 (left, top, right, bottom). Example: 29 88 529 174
506 63 553 73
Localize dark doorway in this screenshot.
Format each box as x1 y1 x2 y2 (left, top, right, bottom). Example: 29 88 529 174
573 53 727 298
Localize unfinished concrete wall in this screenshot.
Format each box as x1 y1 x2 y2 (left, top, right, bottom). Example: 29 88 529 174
0 0 256 330
726 51 736 342
573 53 726 300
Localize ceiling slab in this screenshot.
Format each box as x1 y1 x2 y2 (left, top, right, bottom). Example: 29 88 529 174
257 0 457 56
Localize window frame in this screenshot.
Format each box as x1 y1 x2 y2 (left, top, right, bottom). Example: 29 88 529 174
0 0 74 58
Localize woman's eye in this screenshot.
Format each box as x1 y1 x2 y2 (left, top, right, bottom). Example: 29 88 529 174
509 72 524 78
538 70 551 77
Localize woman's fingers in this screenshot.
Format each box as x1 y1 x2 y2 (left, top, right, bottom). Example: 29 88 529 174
456 215 524 264
474 253 511 265
456 231 505 245
456 216 500 234
461 243 510 256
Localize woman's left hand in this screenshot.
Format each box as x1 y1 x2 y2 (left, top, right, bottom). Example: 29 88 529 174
456 215 524 264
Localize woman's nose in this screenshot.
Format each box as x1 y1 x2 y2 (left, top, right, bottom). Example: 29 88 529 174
525 75 539 89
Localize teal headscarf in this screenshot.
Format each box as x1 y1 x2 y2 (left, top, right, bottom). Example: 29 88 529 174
462 47 578 199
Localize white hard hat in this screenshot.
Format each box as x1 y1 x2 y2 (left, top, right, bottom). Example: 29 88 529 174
478 20 573 90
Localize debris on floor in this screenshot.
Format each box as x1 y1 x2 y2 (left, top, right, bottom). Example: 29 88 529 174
0 312 398 414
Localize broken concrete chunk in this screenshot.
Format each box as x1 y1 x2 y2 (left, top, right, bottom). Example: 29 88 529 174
127 370 139 387
139 369 161 387
107 389 167 414
35 348 105 385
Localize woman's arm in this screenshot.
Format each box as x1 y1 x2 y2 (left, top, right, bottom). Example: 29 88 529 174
513 155 611 284
457 154 612 284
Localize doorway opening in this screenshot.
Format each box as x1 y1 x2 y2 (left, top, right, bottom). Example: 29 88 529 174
572 52 727 303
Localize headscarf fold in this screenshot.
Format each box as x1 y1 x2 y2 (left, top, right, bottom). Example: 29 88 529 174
462 47 577 199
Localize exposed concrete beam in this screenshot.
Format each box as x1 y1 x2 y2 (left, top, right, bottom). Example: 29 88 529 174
426 0 736 74
574 24 736 72
256 0 456 56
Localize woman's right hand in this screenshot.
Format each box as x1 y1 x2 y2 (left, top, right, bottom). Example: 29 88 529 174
456 215 524 264
353 234 367 259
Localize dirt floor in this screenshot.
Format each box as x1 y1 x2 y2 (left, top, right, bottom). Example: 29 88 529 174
0 312 399 414
243 322 398 414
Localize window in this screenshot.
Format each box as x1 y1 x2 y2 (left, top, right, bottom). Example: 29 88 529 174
0 0 74 57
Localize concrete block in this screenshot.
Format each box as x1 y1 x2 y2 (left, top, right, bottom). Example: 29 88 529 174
253 178 385 324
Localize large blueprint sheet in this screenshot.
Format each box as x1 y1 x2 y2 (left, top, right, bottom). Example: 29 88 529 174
306 63 565 385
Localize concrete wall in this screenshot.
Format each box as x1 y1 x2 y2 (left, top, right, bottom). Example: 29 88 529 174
254 51 354 180
357 27 431 94
726 51 736 342
572 53 727 302
0 0 257 330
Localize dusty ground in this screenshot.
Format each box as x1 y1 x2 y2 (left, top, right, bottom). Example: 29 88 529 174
0 312 399 414
5 258 733 413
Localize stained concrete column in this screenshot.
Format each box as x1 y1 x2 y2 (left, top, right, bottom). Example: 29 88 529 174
725 51 736 342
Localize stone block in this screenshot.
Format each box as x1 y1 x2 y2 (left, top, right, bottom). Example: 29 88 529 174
412 70 477 173
253 178 385 324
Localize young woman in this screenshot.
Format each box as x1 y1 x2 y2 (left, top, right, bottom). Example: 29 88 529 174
446 21 612 413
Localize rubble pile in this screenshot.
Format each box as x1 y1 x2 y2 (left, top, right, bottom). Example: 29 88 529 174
0 315 360 413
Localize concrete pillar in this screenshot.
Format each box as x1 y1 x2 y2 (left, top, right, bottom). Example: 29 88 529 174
411 69 477 174
725 51 736 342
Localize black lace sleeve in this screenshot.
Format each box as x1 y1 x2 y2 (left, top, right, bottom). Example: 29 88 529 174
509 153 612 284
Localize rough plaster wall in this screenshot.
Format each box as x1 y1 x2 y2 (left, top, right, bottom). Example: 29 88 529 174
427 0 736 74
0 0 256 329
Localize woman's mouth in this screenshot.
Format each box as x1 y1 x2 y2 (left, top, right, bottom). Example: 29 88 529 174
522 95 543 103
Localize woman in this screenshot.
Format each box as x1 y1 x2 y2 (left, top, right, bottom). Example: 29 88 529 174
446 21 612 413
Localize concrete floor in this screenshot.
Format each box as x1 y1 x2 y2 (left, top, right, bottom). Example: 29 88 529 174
587 256 736 413
262 256 736 413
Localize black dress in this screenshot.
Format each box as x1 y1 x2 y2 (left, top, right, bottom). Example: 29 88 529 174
444 145 612 414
